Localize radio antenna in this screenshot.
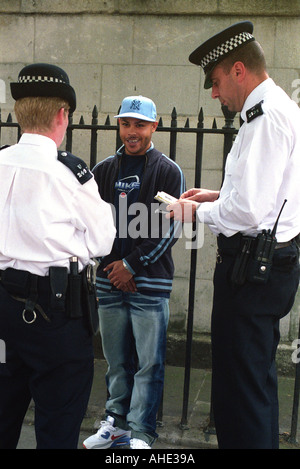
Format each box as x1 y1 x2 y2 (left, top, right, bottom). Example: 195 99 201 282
271 199 287 237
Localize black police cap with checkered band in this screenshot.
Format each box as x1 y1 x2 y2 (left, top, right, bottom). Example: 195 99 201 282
10 63 76 113
189 21 255 89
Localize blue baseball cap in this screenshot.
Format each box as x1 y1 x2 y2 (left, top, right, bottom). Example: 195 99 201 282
115 95 157 122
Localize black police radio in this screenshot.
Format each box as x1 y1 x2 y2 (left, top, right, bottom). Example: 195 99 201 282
246 199 287 284
231 199 287 286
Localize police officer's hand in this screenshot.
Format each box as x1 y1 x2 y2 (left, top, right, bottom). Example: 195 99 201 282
104 260 137 292
166 198 199 222
180 188 220 202
166 187 220 222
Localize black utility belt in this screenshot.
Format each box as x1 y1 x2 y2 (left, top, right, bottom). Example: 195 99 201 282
217 232 294 286
0 267 82 316
0 266 99 335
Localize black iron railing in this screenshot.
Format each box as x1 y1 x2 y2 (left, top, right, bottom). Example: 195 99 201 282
1 105 299 444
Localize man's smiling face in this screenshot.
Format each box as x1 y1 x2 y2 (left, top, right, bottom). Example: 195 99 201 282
118 117 158 156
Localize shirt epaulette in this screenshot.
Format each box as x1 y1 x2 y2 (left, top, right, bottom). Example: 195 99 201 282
246 100 264 123
58 150 93 184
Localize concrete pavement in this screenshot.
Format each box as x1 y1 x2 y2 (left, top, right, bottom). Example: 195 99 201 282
19 358 300 450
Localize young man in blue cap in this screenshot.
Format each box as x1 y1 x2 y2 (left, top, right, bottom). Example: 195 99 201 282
83 96 185 449
0 63 116 448
168 22 300 448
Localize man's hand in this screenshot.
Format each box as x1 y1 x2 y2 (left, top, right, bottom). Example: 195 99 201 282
104 260 137 292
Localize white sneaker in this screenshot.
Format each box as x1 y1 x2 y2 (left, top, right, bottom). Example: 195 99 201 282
130 438 151 449
83 416 131 449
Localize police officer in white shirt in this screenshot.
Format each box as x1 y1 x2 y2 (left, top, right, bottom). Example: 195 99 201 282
168 22 300 448
0 63 116 449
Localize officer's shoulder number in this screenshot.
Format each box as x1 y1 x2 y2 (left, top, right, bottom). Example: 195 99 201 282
246 100 264 123
58 151 93 185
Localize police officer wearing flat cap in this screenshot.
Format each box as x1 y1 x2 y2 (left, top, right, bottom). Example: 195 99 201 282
168 22 300 448
0 63 116 449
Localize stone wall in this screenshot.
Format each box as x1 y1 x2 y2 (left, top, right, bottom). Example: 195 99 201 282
0 0 299 340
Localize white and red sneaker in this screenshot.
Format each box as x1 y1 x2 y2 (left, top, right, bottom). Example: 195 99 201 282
83 416 130 449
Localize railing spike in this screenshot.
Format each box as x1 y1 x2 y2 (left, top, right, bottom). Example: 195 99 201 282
185 117 190 128
105 115 110 125
171 107 177 130
197 108 204 127
212 118 217 129
79 115 84 125
92 105 98 124
222 104 236 129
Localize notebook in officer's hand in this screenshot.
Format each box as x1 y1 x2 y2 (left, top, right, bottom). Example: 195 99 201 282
154 191 178 214
154 191 177 205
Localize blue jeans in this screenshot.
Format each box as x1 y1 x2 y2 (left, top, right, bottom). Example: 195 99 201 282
98 291 169 444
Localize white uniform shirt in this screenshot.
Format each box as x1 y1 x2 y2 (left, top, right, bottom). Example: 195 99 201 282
0 133 116 276
197 78 300 242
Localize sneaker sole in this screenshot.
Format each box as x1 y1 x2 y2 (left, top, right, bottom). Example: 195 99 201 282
83 434 130 449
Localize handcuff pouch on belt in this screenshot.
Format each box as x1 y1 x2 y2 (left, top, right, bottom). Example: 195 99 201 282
67 269 82 319
81 265 99 336
49 266 68 311
50 262 99 335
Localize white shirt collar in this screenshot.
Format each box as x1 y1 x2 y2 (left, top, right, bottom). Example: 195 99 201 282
240 78 275 122
19 133 58 158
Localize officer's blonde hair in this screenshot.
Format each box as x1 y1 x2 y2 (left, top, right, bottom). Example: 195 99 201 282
14 96 70 133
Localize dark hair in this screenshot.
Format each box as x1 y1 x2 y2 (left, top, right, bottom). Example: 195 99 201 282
220 40 267 75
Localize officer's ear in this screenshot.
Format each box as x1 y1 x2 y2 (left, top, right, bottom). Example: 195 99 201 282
56 107 68 126
232 61 246 83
